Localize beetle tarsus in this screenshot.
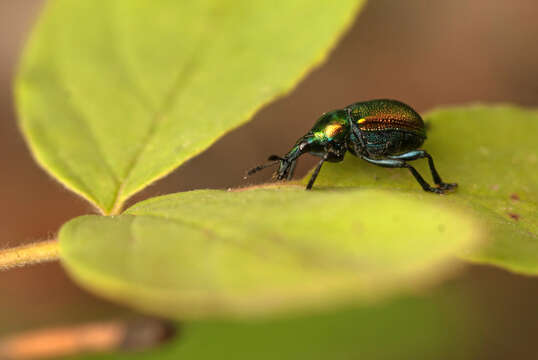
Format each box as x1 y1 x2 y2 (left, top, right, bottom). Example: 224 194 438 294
426 187 445 194
437 182 458 191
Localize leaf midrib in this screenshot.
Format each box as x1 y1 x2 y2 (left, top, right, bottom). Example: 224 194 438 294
106 7 220 215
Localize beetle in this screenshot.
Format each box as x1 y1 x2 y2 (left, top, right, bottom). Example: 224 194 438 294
246 99 457 194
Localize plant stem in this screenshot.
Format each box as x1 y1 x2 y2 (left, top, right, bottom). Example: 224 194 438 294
0 319 175 359
0 240 60 271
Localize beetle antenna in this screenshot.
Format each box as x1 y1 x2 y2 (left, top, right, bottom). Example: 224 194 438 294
245 155 284 178
245 162 278 177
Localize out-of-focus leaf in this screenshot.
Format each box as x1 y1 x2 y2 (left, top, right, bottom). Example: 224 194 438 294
16 0 364 214
63 292 480 360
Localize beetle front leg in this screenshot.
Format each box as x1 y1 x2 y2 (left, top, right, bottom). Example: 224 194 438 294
360 156 446 194
285 159 297 181
274 159 294 181
388 150 457 191
274 149 303 182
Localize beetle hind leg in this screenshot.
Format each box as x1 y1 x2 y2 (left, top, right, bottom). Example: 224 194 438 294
388 150 457 191
360 156 446 194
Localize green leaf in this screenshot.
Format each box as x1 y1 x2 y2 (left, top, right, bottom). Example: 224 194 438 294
309 105 538 274
59 187 480 319
65 293 479 360
15 0 364 214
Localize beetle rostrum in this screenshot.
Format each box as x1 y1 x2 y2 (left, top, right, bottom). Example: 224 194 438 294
246 99 457 194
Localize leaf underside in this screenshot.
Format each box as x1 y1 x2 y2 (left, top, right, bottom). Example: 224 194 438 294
16 0 364 214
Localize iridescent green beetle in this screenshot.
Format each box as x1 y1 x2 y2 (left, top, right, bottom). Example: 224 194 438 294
247 99 457 194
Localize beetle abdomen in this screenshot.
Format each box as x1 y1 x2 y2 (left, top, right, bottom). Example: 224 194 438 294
363 130 425 157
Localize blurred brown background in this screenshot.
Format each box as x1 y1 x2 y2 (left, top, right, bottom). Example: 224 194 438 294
1 0 537 358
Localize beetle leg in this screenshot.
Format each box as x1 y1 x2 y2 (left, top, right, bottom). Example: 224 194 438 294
285 159 297 181
360 156 445 194
306 153 329 190
348 131 362 155
275 155 300 182
388 150 457 190
350 122 368 155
